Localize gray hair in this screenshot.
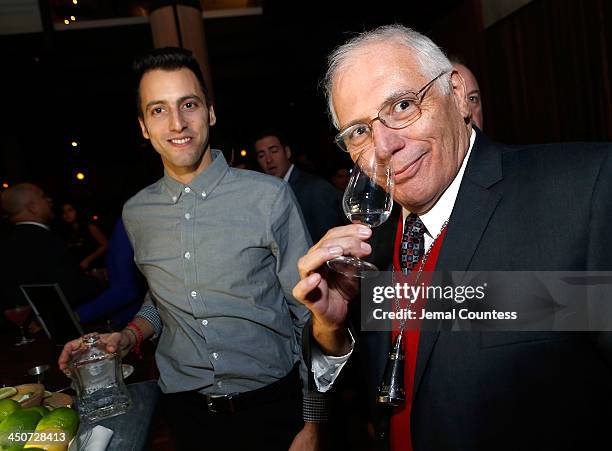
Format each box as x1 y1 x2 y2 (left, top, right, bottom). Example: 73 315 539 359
323 24 453 129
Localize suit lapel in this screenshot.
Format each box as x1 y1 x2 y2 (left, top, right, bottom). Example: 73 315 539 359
412 130 504 400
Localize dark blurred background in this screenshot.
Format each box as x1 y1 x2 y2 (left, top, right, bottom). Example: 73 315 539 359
1 0 611 232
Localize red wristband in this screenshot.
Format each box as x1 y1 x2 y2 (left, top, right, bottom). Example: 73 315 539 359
126 322 143 359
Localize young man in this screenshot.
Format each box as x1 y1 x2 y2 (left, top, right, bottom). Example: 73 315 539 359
60 48 324 450
293 25 612 451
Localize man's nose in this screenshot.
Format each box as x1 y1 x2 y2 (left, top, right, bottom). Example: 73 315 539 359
372 121 404 160
169 110 187 132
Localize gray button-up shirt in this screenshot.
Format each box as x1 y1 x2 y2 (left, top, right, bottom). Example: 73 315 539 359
123 150 312 395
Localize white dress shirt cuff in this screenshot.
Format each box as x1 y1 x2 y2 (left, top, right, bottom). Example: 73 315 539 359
311 329 355 392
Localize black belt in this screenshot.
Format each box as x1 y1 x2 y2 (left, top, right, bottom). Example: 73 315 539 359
196 365 300 414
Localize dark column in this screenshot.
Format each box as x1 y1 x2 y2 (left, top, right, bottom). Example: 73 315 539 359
149 0 215 103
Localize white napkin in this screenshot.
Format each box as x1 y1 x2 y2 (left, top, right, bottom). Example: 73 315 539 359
69 425 114 451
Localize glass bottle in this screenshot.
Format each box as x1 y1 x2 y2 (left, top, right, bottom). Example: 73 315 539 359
69 333 131 424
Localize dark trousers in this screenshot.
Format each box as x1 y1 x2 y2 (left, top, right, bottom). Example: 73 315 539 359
162 372 303 451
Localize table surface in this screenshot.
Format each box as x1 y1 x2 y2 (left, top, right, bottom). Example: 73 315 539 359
1 331 161 451
0 330 158 390
73 380 160 451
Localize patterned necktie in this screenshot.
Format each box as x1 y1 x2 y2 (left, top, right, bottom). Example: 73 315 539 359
400 213 426 275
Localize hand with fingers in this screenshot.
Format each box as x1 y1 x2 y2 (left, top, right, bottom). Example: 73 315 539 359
292 224 373 356
57 331 135 375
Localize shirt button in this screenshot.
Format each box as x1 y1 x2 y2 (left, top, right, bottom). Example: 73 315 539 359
185 213 191 220
184 251 191 259
212 352 219 360
201 319 208 326
190 291 197 298
184 187 191 193
201 192 207 198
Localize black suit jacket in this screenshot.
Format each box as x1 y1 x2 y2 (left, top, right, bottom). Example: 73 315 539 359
288 166 344 243
359 129 612 451
0 224 100 310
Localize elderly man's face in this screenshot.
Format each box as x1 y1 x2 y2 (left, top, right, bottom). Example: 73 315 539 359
331 42 471 214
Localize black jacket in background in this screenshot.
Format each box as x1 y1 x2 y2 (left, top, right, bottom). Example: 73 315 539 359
0 223 101 311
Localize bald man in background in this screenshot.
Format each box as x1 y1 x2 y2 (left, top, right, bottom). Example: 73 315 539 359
452 61 483 130
0 183 100 311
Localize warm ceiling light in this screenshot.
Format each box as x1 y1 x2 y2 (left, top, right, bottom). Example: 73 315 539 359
70 15 76 21
71 141 78 147
64 19 70 25
240 149 247 157
73 0 78 4
76 172 85 181
2 183 8 189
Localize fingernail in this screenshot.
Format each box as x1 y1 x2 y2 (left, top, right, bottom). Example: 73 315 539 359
358 226 371 237
328 246 343 255
361 242 371 252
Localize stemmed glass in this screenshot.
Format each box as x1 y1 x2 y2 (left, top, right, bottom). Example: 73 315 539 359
4 305 35 346
326 151 394 278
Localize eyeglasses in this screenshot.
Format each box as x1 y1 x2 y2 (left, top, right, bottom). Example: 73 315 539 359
334 72 448 153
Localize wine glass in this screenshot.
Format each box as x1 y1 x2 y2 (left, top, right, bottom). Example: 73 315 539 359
4 305 35 346
327 151 394 278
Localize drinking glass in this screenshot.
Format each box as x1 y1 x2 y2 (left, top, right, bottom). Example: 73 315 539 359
326 151 394 278
4 305 35 346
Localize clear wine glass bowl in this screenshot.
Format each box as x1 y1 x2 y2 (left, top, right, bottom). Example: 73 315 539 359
326 152 394 278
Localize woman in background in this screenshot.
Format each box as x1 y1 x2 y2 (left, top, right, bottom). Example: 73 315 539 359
60 202 108 272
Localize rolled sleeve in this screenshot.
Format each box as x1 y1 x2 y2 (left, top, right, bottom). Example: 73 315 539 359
135 291 162 338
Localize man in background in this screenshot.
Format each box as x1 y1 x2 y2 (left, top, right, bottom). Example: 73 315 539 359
451 58 483 129
0 183 100 310
255 130 343 242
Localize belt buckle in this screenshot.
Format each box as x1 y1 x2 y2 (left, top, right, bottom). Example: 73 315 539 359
205 394 235 414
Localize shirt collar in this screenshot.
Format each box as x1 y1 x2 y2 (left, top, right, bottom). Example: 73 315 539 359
283 164 295 182
15 221 50 231
162 149 229 203
402 128 476 239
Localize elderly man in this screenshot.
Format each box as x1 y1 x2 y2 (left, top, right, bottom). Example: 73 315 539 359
293 25 612 451
0 183 100 310
254 130 343 242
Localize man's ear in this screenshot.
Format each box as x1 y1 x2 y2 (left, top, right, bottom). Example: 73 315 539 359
284 145 292 160
138 117 150 140
208 104 217 126
450 70 471 122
